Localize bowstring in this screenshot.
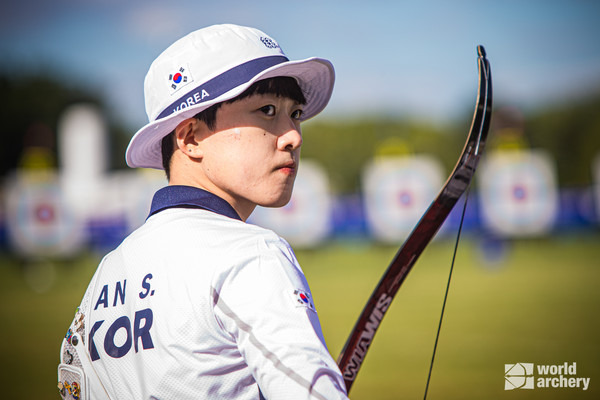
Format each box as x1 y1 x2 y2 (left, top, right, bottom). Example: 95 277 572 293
423 184 471 400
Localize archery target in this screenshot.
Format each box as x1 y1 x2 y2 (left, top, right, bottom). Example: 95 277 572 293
114 169 167 232
78 169 166 235
478 150 558 236
362 155 444 243
249 160 332 248
4 172 86 257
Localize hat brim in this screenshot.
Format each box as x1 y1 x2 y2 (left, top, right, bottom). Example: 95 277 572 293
126 57 335 169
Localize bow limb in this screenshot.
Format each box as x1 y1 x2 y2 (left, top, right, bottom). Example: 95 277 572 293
337 45 493 392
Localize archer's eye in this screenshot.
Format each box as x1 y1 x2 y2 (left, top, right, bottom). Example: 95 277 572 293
259 105 276 116
291 109 304 120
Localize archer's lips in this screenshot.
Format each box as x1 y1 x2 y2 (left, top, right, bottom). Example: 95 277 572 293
277 161 297 175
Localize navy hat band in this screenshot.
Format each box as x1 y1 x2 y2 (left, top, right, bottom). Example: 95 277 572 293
155 55 289 121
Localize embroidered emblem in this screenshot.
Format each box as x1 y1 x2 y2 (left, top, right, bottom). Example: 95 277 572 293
65 328 73 344
168 64 194 94
292 289 316 312
73 307 85 342
260 36 280 49
58 380 80 400
64 349 74 365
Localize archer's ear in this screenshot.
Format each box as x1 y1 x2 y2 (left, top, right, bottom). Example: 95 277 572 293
174 118 207 159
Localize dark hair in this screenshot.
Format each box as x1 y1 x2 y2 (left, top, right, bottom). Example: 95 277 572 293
161 76 306 180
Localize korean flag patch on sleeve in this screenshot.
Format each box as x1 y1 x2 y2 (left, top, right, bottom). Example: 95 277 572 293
292 289 316 312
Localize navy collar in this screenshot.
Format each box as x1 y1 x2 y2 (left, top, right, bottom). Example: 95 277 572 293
148 185 242 221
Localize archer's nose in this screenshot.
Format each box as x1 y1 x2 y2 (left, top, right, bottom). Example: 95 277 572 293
277 126 302 152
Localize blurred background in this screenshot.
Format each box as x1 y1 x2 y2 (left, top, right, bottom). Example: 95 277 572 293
1 1 599 399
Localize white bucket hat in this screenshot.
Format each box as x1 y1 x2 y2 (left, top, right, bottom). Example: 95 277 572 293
126 23 335 169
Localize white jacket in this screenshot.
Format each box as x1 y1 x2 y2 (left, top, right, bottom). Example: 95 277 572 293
58 186 348 400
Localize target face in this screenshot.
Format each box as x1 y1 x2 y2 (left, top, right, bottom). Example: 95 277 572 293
478 150 558 236
109 170 167 233
362 156 444 242
5 172 86 256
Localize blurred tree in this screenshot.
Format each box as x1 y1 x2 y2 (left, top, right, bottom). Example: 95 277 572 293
302 90 600 194
302 117 467 194
0 73 131 178
3 71 598 189
525 93 600 187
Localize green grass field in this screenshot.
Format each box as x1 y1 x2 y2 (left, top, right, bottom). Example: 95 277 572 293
1 234 598 399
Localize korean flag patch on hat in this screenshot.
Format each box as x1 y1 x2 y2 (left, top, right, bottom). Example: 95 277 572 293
126 24 335 170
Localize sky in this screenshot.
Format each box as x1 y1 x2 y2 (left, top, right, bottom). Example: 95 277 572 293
1 0 600 131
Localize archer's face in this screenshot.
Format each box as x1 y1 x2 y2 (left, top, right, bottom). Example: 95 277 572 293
194 93 304 220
